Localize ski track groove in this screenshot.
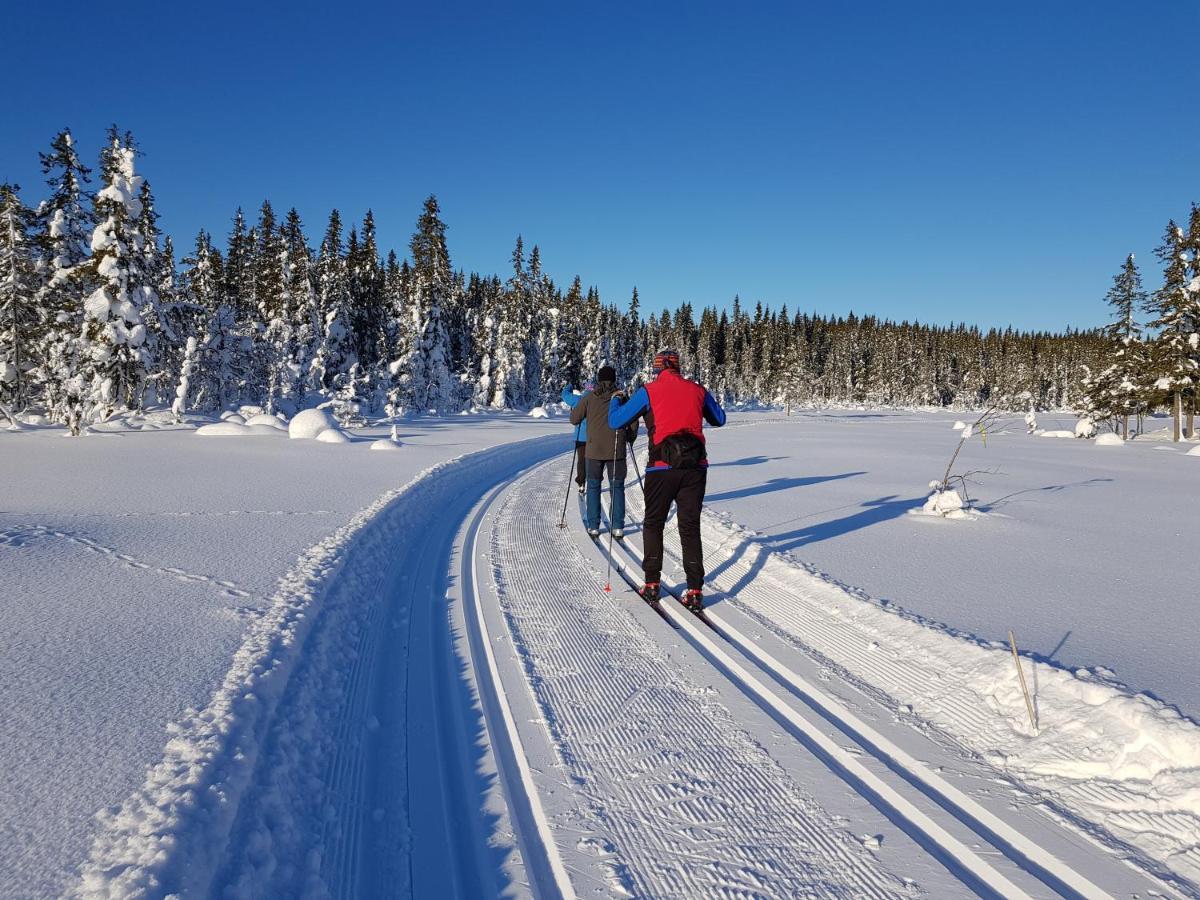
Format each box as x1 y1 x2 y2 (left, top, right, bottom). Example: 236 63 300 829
489 464 911 899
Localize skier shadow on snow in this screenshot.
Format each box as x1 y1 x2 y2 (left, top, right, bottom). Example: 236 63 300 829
708 455 789 468
705 471 865 503
702 493 921 608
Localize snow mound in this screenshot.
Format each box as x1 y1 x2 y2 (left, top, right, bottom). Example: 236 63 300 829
1095 433 1124 447
244 413 287 430
316 428 351 444
528 406 550 419
220 412 246 424
913 487 970 519
288 408 337 440
1187 445 1200 457
1039 430 1075 439
952 420 967 430
1075 418 1097 439
369 439 402 451
196 422 285 437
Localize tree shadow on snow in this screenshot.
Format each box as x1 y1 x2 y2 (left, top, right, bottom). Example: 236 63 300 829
705 472 866 503
702 494 922 607
975 478 1114 512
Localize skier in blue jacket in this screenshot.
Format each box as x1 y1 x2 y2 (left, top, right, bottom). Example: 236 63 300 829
561 383 591 493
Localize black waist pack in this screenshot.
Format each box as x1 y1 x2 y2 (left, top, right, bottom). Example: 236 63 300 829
660 432 705 469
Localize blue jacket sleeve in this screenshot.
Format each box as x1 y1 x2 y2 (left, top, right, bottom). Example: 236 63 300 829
561 386 580 408
609 387 650 429
702 390 726 427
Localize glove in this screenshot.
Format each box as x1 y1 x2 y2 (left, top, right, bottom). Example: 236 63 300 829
613 390 627 402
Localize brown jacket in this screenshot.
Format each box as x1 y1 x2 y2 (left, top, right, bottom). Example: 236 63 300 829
569 383 638 460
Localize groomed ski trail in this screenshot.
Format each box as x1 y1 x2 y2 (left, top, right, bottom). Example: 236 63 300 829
75 436 563 899
481 459 938 898
621 449 1189 897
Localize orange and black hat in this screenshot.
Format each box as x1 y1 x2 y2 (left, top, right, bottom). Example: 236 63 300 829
652 349 680 374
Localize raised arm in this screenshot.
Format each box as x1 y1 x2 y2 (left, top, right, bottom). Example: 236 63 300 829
702 390 726 427
569 392 589 426
609 387 650 429
561 386 580 409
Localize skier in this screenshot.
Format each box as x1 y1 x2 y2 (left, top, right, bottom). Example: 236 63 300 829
569 366 638 538
561 383 592 493
608 349 726 611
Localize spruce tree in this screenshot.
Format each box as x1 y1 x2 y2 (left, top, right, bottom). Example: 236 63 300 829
0 184 38 411
80 130 152 417
1148 221 1200 440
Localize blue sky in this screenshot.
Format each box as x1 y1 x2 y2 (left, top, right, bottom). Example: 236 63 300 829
2 1 1197 330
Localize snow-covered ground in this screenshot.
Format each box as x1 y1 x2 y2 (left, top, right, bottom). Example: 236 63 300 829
2 408 1198 897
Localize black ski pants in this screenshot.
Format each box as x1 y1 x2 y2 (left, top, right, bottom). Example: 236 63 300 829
574 441 587 485
642 467 708 591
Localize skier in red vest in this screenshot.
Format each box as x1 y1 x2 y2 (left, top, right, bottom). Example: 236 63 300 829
608 349 726 610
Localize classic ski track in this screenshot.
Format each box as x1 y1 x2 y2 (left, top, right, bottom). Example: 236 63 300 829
487 462 918 899
76 437 561 899
620 465 1173 897
619 475 1190 897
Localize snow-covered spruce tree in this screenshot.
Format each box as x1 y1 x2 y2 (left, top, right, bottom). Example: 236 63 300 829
132 178 181 406
308 209 355 397
558 275 585 391
79 130 153 420
468 274 501 409
392 195 455 412
491 237 528 408
181 230 239 412
1081 254 1149 437
1148 220 1200 441
0 184 39 412
280 208 318 410
252 201 295 414
33 129 93 425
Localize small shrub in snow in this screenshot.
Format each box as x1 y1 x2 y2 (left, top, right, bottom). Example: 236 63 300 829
288 408 337 440
1074 417 1097 439
1095 433 1124 447
919 484 969 519
316 428 351 444
528 406 550 419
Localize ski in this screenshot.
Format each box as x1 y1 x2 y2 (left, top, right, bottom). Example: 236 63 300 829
642 595 681 630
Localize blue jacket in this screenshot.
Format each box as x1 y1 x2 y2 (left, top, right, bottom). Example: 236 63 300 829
561 386 587 441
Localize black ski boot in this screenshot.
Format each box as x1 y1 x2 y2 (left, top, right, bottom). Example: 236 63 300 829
639 582 660 603
682 589 704 612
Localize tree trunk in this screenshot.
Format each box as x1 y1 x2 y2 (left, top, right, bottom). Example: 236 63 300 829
1122 413 1129 440
1173 391 1182 442
1188 397 1195 440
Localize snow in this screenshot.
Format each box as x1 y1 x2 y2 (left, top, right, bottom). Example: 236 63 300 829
4 408 1198 896
243 413 287 430
528 405 550 418
1039 429 1075 438
195 422 287 437
287 408 336 439
0 415 564 896
1188 445 1200 457
1094 432 1124 446
315 428 350 443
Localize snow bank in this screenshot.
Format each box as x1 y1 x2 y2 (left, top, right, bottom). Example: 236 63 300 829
369 439 402 451
196 422 285 437
244 413 287 430
315 428 350 444
1039 430 1075 439
1187 445 1200 457
952 420 967 430
220 412 246 424
288 409 336 440
1094 433 1124 447
528 406 550 419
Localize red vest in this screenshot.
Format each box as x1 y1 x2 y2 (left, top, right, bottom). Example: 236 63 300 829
645 369 707 446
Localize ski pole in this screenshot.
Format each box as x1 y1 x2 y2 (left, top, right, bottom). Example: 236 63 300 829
626 437 643 491
604 433 619 592
557 424 581 529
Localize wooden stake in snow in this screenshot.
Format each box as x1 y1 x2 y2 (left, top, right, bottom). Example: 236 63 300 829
1008 630 1038 734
